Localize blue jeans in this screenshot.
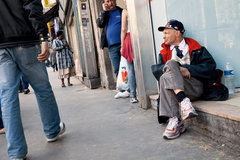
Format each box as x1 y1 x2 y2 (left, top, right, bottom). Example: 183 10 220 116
0 45 61 159
109 45 130 93
108 44 121 78
19 74 29 91
127 61 137 97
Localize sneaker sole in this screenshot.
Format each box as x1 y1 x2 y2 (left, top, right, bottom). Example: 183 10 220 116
115 96 130 99
163 126 186 140
163 132 181 140
182 112 198 121
47 122 66 142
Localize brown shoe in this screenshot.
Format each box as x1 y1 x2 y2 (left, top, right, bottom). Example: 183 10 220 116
0 128 5 134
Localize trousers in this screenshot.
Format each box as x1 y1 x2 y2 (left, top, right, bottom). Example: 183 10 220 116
0 45 61 159
159 60 203 118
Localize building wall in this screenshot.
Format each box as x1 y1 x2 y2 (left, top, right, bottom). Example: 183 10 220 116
88 0 116 89
127 0 158 109
72 0 86 77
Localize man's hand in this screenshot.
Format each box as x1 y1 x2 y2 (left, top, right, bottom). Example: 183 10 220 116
37 42 50 62
180 67 191 79
102 3 110 11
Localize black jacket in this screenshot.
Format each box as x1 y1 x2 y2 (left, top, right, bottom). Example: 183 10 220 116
96 6 123 49
0 0 48 48
151 38 219 82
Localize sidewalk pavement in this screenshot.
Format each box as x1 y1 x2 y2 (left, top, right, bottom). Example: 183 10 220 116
0 68 239 160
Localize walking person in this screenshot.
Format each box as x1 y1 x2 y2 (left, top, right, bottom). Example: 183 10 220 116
0 1 65 159
120 0 138 103
53 31 76 87
151 19 218 140
96 0 130 99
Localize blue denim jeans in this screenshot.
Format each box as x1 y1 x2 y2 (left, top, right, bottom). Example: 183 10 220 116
19 74 29 91
109 45 130 93
108 44 121 78
127 61 137 97
0 45 61 159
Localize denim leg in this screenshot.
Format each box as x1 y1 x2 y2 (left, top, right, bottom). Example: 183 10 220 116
127 61 137 97
21 74 29 90
108 45 121 78
14 45 61 139
0 48 28 159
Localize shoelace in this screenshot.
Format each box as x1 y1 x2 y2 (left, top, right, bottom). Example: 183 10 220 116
167 117 178 129
181 98 192 110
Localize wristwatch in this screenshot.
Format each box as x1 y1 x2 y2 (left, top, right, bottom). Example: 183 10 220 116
39 33 49 42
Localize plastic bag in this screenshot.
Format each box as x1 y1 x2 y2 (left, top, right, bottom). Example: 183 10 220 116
117 56 129 91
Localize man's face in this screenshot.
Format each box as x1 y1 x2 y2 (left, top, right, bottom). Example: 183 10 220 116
163 28 177 45
104 0 116 10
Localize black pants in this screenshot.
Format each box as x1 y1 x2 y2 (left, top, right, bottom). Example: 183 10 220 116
0 118 3 129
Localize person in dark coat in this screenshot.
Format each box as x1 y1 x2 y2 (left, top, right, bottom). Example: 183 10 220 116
96 0 130 99
0 0 65 159
152 19 218 140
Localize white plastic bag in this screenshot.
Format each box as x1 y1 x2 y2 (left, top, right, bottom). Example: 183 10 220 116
117 56 129 91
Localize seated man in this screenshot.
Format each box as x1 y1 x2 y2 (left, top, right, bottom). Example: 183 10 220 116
152 19 217 140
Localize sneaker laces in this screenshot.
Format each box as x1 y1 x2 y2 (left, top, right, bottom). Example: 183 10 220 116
181 98 192 110
166 117 178 129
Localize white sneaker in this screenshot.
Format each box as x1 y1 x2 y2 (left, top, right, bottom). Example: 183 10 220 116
46 122 66 142
114 91 130 99
163 117 185 140
180 98 198 121
130 97 138 103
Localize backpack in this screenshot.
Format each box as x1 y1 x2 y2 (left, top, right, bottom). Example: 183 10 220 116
201 69 229 101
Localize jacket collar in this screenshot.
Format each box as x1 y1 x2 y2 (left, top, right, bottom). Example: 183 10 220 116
161 37 201 55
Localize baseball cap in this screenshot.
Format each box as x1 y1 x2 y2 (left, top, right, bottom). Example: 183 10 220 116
158 19 185 34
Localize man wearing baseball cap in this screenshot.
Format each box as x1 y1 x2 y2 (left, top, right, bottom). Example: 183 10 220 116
152 19 218 140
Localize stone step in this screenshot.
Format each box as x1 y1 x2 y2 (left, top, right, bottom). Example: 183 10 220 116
149 93 240 150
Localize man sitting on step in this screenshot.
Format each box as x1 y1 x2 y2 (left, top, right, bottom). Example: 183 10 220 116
152 19 218 140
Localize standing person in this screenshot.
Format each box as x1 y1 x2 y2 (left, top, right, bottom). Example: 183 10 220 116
0 90 5 134
0 0 65 159
96 0 130 99
19 74 30 94
49 40 58 72
53 31 76 87
151 20 218 140
120 0 138 103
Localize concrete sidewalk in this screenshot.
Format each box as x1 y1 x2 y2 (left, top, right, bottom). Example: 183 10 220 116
0 69 239 160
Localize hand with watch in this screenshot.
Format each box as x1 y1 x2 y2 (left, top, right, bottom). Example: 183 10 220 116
38 34 50 62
